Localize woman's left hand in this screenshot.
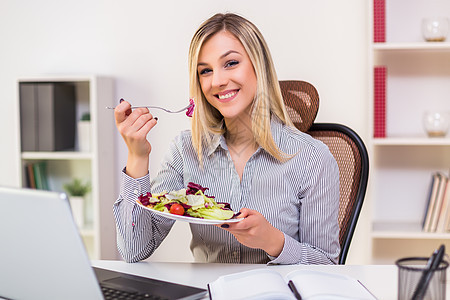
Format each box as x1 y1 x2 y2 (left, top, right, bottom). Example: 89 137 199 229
218 208 285 257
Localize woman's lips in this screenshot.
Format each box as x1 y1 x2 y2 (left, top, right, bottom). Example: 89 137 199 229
216 90 239 103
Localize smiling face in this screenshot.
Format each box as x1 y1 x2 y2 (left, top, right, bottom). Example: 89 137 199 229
197 30 257 125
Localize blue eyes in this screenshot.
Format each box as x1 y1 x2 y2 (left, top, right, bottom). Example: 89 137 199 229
225 60 239 68
199 68 212 75
198 60 239 75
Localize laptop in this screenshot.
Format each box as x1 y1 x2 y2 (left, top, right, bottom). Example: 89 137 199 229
0 186 207 300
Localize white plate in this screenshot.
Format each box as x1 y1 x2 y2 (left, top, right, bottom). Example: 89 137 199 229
139 203 243 225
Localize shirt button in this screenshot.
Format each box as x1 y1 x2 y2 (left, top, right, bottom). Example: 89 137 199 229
133 189 139 195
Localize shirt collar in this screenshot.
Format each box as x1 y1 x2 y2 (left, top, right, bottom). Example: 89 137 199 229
206 134 226 157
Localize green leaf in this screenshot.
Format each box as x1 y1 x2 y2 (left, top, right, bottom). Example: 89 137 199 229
63 178 91 196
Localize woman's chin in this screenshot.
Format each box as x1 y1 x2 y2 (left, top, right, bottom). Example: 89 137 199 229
221 112 252 124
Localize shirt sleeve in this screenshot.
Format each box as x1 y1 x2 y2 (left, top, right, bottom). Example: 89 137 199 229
268 145 340 265
113 168 175 263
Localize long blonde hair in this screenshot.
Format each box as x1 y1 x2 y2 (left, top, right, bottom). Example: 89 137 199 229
188 13 293 163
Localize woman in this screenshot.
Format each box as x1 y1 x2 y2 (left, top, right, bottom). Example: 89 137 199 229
113 13 340 265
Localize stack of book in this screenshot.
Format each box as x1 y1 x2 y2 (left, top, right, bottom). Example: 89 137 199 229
422 172 450 233
25 161 49 190
20 82 76 152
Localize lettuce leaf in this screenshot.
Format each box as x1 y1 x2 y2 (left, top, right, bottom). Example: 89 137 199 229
187 207 235 220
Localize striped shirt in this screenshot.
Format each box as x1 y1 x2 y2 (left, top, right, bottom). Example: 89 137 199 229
113 117 340 265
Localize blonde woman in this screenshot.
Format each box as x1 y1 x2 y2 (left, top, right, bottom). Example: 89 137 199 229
114 13 340 265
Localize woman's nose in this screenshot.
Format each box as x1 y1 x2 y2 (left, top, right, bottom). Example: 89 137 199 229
211 70 228 88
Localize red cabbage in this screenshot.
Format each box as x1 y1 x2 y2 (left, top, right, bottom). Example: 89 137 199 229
186 182 208 195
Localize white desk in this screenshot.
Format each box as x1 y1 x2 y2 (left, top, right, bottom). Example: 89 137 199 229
92 260 422 300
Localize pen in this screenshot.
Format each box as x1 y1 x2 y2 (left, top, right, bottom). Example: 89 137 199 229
411 244 445 300
288 280 302 300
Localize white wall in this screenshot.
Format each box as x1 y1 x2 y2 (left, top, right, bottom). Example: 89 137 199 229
0 0 370 264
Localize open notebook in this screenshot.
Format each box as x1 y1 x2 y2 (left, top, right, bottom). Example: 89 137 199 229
0 186 207 300
208 268 377 300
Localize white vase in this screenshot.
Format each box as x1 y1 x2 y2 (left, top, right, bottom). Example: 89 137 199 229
77 121 91 152
69 196 84 228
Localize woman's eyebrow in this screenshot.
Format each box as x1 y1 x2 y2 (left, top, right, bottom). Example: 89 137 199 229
197 50 241 67
220 50 240 59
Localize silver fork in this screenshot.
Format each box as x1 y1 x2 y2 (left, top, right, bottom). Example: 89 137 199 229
106 103 193 114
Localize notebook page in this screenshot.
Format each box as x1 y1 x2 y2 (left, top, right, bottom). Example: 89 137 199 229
286 270 376 300
208 269 295 300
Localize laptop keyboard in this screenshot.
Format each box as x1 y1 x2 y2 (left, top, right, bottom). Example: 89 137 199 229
101 286 168 300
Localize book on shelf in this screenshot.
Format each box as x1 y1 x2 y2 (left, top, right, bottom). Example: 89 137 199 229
445 204 450 232
373 66 386 138
207 269 376 300
430 174 448 232
25 161 49 190
436 178 450 233
19 82 76 152
422 172 449 233
422 173 439 231
25 163 36 189
373 0 385 43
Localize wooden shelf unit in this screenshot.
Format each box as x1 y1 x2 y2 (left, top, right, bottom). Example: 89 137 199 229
16 75 117 259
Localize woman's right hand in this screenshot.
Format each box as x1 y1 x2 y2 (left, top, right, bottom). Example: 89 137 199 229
114 100 158 178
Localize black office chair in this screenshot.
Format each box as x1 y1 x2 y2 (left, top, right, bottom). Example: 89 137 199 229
280 80 369 264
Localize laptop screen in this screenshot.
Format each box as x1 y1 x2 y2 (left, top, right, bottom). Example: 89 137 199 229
0 186 105 299
0 186 207 300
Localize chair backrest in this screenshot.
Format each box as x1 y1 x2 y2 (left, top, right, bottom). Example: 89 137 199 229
308 123 369 264
279 80 319 132
280 80 369 264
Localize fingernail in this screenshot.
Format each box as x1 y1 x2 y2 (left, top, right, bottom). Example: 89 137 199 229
154 117 158 121
119 98 124 103
221 224 229 228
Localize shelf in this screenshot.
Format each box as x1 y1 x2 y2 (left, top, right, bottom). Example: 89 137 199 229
21 151 93 160
372 137 450 146
369 0 450 263
372 222 450 239
16 75 116 260
373 42 450 51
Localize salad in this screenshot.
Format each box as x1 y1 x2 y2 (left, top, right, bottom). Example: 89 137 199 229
137 182 236 220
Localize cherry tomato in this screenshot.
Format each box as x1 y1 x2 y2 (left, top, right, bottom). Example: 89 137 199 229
169 203 185 215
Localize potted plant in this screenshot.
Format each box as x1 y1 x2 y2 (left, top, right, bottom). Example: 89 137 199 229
63 178 91 227
77 112 91 152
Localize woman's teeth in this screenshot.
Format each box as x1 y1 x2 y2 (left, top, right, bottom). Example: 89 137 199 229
218 91 237 100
